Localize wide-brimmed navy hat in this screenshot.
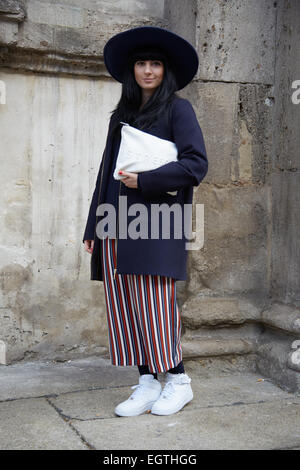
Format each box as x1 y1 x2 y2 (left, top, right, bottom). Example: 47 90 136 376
103 26 199 91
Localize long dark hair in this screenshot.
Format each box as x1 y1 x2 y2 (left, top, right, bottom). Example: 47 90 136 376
109 46 179 137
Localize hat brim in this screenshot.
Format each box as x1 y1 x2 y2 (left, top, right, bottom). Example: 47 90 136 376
103 26 199 91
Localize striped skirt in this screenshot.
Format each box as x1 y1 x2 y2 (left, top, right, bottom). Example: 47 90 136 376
100 237 183 374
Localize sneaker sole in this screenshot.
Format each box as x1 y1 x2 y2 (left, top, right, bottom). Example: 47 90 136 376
151 391 193 416
115 400 157 417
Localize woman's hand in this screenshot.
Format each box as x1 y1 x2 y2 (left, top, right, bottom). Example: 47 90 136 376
119 170 138 189
84 239 94 254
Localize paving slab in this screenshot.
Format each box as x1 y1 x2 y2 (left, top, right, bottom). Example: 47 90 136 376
0 356 140 400
71 399 300 450
0 356 299 450
0 397 87 450
48 373 292 421
0 355 257 401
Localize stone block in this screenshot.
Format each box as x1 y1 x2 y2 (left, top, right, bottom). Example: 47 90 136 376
261 302 300 335
0 0 26 22
272 0 300 170
196 0 276 84
182 338 255 359
56 0 165 18
164 0 197 47
27 1 84 28
257 329 300 393
14 1 167 58
182 81 239 184
271 172 300 303
0 20 18 45
186 183 269 297
237 84 273 184
181 296 260 328
181 81 273 185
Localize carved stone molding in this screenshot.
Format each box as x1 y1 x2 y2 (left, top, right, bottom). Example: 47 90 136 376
0 0 26 22
0 46 109 77
0 1 168 76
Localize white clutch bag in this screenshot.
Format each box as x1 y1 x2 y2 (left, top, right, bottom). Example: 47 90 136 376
113 122 178 196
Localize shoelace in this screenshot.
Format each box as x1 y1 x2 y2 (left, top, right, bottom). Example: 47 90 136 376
160 376 191 399
129 383 149 400
161 381 176 399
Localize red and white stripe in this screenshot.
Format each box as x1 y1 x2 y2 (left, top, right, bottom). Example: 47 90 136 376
101 237 183 374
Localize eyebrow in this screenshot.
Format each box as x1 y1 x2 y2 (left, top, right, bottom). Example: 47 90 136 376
136 59 162 62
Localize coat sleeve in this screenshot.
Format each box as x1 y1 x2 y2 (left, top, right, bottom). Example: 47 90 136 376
137 98 208 196
82 150 105 243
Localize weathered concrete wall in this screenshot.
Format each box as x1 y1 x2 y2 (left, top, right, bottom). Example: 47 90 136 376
0 0 299 393
186 0 275 299
0 68 122 362
269 0 300 305
0 0 166 363
0 0 167 76
165 0 300 391
256 0 300 392
165 0 275 367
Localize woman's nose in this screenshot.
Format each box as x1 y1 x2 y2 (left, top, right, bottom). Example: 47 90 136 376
145 63 152 74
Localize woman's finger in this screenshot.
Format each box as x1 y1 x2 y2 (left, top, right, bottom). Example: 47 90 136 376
119 170 136 178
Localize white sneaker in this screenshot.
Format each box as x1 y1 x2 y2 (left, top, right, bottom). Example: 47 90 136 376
114 374 162 417
151 372 193 416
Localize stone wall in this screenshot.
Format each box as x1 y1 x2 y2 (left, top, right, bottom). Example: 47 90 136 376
0 0 299 392
255 0 300 391
167 0 300 392
0 0 167 363
167 0 274 372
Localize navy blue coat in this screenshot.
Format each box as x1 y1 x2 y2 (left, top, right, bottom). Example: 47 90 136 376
82 95 208 281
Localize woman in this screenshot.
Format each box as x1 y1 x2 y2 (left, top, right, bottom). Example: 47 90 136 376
83 26 208 417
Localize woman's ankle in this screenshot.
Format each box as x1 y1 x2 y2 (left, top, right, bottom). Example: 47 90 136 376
167 361 185 375
138 365 158 380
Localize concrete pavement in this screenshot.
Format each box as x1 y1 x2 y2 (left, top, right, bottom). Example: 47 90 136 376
0 355 299 450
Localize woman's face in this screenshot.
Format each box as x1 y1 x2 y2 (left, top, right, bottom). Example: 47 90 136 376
134 59 164 92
